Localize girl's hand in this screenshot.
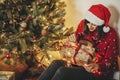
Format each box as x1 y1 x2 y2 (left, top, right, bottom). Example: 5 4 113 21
83 63 99 73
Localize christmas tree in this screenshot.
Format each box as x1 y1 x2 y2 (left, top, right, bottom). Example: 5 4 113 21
0 0 73 66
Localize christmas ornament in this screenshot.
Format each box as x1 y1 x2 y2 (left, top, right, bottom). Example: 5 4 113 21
20 22 27 31
41 29 47 36
26 16 31 21
6 53 12 59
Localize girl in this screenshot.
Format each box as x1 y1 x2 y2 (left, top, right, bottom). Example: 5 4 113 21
38 4 119 80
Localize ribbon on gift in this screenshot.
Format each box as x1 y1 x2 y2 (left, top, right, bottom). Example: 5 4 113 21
73 42 94 63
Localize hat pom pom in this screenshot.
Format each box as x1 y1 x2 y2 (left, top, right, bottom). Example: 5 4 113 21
103 26 110 33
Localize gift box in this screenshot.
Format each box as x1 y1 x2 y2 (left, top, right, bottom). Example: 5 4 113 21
0 71 15 80
60 41 76 58
75 40 95 63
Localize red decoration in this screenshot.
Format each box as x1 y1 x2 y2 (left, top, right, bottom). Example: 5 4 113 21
6 53 12 59
26 16 31 21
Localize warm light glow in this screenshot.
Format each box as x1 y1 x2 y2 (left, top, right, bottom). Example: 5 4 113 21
61 0 82 30
0 0 4 3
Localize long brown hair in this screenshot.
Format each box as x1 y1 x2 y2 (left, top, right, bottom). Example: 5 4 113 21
84 19 106 39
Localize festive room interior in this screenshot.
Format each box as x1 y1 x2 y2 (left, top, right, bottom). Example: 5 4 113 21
0 0 120 80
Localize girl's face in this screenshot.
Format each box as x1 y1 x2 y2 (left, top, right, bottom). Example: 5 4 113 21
87 22 97 32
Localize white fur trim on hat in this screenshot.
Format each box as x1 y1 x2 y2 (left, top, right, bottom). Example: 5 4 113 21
85 11 104 26
103 26 110 33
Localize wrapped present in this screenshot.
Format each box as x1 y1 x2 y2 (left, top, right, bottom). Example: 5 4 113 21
35 50 62 67
75 40 95 64
0 71 15 80
59 41 77 65
60 41 76 59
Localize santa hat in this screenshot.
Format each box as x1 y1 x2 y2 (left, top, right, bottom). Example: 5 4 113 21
85 4 111 33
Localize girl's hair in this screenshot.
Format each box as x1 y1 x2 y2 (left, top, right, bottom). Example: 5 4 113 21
84 19 105 39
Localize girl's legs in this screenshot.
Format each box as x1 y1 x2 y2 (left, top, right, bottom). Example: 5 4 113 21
38 60 66 80
51 66 96 80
